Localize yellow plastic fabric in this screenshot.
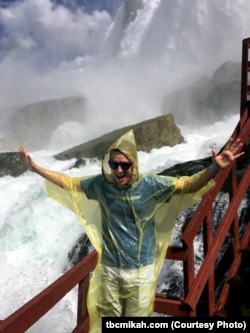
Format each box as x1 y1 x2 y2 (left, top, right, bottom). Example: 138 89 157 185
45 129 215 333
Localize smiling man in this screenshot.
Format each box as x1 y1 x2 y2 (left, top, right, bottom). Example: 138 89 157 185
19 129 244 333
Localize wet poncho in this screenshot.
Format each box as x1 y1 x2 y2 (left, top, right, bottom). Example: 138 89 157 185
45 129 215 333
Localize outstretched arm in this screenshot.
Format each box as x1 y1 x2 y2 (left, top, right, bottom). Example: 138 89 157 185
19 146 82 191
175 137 244 193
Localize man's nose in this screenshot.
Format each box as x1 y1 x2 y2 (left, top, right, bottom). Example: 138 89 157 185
117 165 123 171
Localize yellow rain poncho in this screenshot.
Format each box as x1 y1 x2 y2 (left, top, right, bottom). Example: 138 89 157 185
45 129 215 333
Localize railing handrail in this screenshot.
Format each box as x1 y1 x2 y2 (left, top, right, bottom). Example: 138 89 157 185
184 162 250 311
0 250 98 333
181 112 250 246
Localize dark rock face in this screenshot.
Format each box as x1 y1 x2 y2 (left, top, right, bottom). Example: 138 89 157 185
161 61 242 125
67 233 93 268
0 96 87 151
0 152 26 177
55 113 184 161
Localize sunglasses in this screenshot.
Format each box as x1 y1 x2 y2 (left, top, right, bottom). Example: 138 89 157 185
108 160 133 170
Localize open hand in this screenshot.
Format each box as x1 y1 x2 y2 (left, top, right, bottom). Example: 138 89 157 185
211 137 244 169
19 146 34 171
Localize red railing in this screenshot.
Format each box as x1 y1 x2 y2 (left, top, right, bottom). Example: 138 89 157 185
1 38 250 333
154 111 250 317
154 37 250 317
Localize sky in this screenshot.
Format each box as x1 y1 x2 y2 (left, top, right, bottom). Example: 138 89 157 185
0 1 113 68
0 0 121 74
0 0 122 108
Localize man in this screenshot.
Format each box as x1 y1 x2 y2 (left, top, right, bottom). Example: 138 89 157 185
19 129 244 333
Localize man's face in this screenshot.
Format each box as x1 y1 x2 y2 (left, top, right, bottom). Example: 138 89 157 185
109 150 133 186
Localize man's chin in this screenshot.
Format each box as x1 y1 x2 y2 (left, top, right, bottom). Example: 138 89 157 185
115 177 127 185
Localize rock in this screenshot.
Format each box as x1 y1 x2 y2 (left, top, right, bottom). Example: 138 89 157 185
161 61 241 125
55 113 184 160
0 96 87 151
0 152 26 177
0 113 183 177
67 233 93 268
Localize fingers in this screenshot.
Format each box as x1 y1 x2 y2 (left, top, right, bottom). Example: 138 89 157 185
224 137 234 149
210 148 217 159
19 146 25 155
233 151 245 159
19 146 29 158
225 137 243 155
18 146 31 169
